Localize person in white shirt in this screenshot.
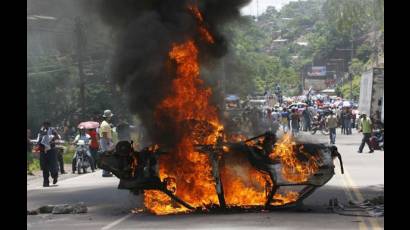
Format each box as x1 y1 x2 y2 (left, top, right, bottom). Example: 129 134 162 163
100 110 114 177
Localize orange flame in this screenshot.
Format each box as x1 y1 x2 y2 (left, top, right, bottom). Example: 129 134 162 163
144 39 222 215
188 5 215 44
220 151 298 207
269 134 321 183
143 5 304 215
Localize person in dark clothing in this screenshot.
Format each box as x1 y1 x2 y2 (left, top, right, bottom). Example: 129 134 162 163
290 109 300 136
344 108 352 135
36 121 60 187
56 146 66 174
261 131 277 156
302 107 311 131
340 109 346 135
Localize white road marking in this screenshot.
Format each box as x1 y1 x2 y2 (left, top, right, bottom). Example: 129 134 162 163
100 213 132 230
343 170 382 230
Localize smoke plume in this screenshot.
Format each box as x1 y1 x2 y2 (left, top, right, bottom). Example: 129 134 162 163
95 0 250 146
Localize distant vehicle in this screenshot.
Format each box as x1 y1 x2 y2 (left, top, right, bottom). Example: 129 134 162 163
288 102 307 113
248 99 266 108
74 140 92 174
225 94 241 109
358 68 384 120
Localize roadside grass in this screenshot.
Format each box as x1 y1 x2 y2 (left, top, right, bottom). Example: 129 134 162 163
63 144 75 164
28 159 40 173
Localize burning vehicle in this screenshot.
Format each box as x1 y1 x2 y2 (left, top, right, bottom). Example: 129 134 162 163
98 132 344 215
95 0 344 215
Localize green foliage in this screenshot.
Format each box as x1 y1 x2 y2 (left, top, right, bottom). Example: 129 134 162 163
27 158 40 173
60 143 76 164
341 75 361 100
356 43 373 61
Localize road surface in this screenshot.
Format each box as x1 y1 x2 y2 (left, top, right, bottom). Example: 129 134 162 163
27 129 384 230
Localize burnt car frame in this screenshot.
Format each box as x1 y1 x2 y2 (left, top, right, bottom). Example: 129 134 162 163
98 132 344 212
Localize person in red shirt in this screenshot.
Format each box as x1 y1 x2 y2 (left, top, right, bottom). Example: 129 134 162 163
87 128 100 169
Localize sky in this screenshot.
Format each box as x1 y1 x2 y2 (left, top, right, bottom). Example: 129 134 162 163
241 0 296 16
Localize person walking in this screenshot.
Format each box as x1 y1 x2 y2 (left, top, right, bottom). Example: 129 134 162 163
100 110 114 177
357 113 374 153
36 121 60 187
326 111 338 145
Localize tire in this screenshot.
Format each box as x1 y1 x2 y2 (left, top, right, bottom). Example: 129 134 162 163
77 161 82 174
321 129 329 135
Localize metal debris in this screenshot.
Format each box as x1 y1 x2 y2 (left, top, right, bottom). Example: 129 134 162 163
27 202 88 215
329 197 384 217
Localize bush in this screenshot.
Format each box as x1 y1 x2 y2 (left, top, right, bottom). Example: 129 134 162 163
63 145 76 164
28 156 41 173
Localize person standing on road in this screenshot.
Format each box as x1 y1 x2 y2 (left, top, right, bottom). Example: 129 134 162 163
87 128 99 169
340 108 346 135
36 121 60 187
271 108 280 133
100 110 114 177
326 111 338 145
290 108 300 136
357 113 374 153
344 108 352 135
280 108 290 133
302 106 311 132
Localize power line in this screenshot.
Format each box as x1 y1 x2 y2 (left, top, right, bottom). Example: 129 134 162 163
27 68 70 77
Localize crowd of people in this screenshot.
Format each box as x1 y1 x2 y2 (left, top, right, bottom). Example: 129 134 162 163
258 93 383 153
27 109 136 187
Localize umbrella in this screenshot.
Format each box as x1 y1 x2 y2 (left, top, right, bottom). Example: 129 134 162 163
342 101 351 108
78 121 100 129
225 94 239 101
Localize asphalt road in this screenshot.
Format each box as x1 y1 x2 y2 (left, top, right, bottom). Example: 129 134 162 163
27 129 384 230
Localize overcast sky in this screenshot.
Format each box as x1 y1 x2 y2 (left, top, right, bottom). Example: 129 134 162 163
241 0 297 16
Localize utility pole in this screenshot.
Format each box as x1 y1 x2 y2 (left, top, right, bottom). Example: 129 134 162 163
75 17 86 120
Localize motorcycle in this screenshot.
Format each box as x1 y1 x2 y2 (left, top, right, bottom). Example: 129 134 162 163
74 140 92 174
370 129 384 150
310 116 329 135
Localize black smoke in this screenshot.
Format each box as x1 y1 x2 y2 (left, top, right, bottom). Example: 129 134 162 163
94 0 250 146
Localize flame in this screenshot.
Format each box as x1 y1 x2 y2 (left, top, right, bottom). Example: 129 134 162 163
143 5 222 214
228 134 248 142
271 191 299 206
220 151 269 206
220 151 298 207
142 5 305 215
188 5 215 44
269 134 321 183
144 39 222 214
